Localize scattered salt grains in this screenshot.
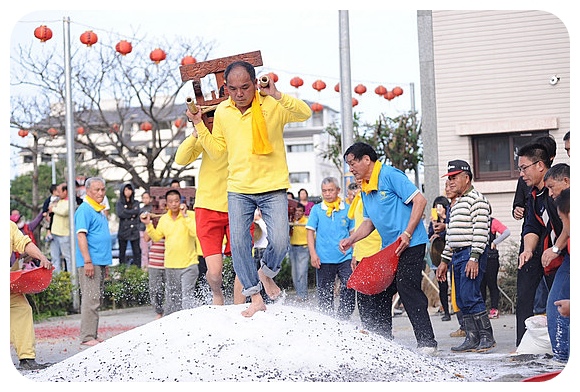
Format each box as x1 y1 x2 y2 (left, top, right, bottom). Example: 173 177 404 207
25 303 507 382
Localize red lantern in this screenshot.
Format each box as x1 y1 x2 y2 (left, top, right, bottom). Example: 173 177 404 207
110 123 120 133
374 85 387 96
18 129 29 138
140 122 153 132
174 118 185 128
76 127 85 135
47 128 58 137
392 86 404 96
268 72 279 83
352 98 359 107
311 103 324 113
150 48 167 64
290 77 304 88
80 30 98 47
34 25 53 42
354 84 367 95
312 80 326 92
385 91 395 101
181 56 196 66
334 83 340 92
115 40 132 56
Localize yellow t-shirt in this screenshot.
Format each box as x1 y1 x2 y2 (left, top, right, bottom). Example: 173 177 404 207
196 93 311 194
175 134 228 212
352 196 382 261
290 215 309 246
146 210 198 269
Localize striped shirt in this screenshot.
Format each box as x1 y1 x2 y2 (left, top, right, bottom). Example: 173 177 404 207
148 239 165 269
441 186 490 262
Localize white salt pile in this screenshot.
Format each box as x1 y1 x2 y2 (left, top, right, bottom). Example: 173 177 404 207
24 303 503 382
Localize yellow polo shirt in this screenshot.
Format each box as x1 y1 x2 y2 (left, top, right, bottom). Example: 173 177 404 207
196 93 311 194
175 135 228 212
145 210 198 269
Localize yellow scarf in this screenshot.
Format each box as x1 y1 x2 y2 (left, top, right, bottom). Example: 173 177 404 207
347 193 361 220
84 195 106 212
324 197 342 217
251 91 272 155
361 160 382 194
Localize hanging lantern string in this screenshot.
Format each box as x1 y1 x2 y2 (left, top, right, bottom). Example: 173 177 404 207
19 18 163 50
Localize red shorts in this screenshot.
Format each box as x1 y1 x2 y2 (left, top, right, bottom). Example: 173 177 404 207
195 208 231 257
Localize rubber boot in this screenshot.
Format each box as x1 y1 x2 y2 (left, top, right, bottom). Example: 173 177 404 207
451 313 480 352
473 310 496 352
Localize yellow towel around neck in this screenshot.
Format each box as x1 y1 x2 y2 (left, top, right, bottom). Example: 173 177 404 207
251 91 273 155
84 195 106 212
324 197 342 217
361 160 382 194
347 193 361 220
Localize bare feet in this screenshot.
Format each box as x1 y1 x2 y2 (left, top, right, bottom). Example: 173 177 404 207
81 339 100 346
212 293 225 305
241 293 267 317
258 268 281 300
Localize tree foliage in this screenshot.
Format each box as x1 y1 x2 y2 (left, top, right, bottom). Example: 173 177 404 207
11 31 216 195
318 111 422 175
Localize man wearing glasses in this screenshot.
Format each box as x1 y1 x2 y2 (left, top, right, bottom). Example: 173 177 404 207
516 142 568 355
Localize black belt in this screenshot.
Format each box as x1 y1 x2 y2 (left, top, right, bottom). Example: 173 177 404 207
453 246 470 253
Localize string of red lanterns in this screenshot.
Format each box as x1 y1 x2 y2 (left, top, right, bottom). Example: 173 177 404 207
30 23 407 125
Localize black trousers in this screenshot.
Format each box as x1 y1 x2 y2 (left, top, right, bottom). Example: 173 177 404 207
481 254 500 309
358 244 437 348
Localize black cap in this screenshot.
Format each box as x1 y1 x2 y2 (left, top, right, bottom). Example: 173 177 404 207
442 160 472 178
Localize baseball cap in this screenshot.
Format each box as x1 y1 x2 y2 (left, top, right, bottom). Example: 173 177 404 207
442 160 472 178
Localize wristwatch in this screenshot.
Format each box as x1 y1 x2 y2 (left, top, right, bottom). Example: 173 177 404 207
469 257 478 263
552 246 561 254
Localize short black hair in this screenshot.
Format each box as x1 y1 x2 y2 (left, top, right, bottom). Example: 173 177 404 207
563 131 570 141
544 163 570 182
517 142 551 168
165 188 181 200
343 142 378 162
432 195 450 209
295 204 305 211
224 61 256 82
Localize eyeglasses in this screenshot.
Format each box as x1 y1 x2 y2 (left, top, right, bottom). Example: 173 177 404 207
517 160 540 173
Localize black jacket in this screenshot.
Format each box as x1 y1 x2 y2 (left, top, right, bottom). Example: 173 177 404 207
116 183 140 241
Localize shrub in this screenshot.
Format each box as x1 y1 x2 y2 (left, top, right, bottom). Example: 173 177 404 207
28 271 74 320
496 239 520 314
103 264 150 309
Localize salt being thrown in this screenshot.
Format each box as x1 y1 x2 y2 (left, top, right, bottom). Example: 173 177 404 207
24 303 505 382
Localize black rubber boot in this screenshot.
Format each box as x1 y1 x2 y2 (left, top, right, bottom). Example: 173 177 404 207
451 313 480 352
474 310 496 352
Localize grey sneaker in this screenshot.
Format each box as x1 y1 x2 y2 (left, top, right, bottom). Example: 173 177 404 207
19 359 51 370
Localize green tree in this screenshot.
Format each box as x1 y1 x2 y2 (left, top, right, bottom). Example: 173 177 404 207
319 111 422 175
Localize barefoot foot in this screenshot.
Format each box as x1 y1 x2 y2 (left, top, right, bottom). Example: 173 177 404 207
258 268 281 300
241 294 267 317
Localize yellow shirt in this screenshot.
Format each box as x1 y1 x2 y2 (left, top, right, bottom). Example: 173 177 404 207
290 215 309 246
145 210 198 269
175 134 228 212
352 196 382 261
51 198 70 236
196 93 311 194
11 221 31 255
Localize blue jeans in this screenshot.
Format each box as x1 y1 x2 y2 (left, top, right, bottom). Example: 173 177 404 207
546 254 569 362
451 247 488 315
51 234 71 273
289 245 310 299
228 190 289 297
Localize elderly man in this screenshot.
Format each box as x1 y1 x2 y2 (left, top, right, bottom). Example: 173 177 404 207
436 160 495 353
339 142 437 354
75 177 112 346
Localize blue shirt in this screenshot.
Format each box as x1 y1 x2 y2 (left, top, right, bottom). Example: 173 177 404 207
74 201 112 267
306 201 354 264
361 164 429 248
